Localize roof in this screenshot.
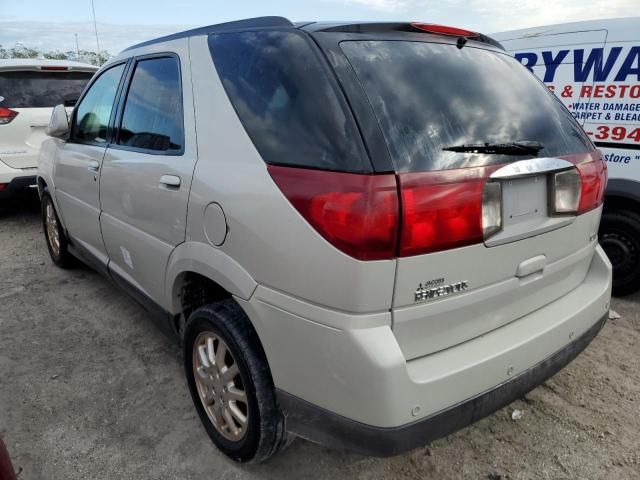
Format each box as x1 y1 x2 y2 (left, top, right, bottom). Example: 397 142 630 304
0 58 98 72
491 17 640 44
121 16 501 53
123 16 294 52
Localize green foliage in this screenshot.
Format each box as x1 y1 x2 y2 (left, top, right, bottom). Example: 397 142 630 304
0 43 111 65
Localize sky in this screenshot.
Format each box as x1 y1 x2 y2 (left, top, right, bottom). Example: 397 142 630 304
0 0 638 54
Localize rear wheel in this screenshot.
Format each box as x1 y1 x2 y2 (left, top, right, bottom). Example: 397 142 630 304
183 299 288 463
600 209 640 296
41 190 74 269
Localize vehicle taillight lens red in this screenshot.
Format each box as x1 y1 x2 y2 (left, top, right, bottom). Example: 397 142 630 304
398 169 490 256
40 66 69 71
576 157 607 214
410 23 479 37
0 184 7 192
268 165 399 260
269 154 606 261
0 107 18 125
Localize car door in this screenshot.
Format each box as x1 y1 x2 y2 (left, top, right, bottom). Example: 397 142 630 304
100 48 197 309
53 62 127 271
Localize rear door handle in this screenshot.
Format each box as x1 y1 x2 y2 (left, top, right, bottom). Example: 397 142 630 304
159 174 181 188
88 160 100 172
516 255 546 278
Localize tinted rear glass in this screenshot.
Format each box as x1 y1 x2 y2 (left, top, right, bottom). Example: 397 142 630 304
209 30 370 173
0 71 94 108
118 57 184 152
340 41 593 173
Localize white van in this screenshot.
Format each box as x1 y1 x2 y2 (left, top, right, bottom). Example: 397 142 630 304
493 17 640 295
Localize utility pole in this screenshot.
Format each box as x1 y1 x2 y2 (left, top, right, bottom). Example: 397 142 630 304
75 33 80 59
91 0 101 54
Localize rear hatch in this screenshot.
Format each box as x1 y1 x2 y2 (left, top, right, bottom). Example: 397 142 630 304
334 31 607 359
0 69 94 169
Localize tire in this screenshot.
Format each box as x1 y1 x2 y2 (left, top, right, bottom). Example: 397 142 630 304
183 299 288 463
41 189 74 269
599 209 640 296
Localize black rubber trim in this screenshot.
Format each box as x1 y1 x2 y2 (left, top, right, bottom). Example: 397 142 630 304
277 313 607 457
595 141 640 151
0 175 36 200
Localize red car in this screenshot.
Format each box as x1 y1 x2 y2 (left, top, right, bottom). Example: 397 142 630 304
0 437 16 480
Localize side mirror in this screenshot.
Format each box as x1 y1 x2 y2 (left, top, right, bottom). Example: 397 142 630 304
46 104 70 139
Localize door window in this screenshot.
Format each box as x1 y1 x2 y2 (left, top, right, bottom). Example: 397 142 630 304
72 63 125 144
117 56 184 152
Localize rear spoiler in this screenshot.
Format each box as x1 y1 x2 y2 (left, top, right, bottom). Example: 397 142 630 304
305 22 505 50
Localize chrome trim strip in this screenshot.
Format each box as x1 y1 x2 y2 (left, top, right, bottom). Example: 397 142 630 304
490 157 574 179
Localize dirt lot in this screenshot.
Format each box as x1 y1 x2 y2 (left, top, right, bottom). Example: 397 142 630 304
0 200 639 480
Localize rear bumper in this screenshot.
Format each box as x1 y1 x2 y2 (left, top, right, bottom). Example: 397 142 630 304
239 244 611 455
277 312 607 456
0 175 37 201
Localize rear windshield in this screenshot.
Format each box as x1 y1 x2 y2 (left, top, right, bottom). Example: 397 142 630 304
340 41 593 173
0 71 94 108
209 30 370 173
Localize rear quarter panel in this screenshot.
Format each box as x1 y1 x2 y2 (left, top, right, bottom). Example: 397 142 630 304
183 34 396 314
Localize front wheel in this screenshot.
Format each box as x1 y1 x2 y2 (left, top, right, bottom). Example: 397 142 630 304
599 209 640 296
183 299 288 463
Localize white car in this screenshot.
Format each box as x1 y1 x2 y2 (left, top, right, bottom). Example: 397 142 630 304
0 59 97 205
493 18 640 295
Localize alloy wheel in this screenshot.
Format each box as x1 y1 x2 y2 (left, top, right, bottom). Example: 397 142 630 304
192 332 249 441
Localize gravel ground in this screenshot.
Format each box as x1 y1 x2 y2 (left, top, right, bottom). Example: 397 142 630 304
1 199 639 480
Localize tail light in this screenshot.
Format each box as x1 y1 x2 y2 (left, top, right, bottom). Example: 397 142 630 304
482 181 502 238
550 168 581 214
398 171 486 256
0 107 18 125
268 153 607 261
410 23 480 37
0 184 7 192
267 165 399 260
576 158 607 214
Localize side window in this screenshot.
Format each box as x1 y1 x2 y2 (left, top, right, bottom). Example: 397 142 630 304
72 63 125 144
117 56 184 152
208 31 369 173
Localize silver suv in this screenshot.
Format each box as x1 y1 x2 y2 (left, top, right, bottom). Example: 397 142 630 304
38 17 612 463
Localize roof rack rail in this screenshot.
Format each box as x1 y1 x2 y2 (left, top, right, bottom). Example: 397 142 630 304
123 16 294 52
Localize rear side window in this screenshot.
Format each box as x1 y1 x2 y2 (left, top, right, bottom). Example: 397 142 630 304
73 63 125 144
0 71 94 108
340 41 594 173
117 56 184 152
209 30 370 173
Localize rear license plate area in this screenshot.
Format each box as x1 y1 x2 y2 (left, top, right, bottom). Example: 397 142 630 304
501 175 547 227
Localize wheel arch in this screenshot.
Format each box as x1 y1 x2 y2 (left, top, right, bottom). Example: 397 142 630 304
604 179 640 214
165 241 258 324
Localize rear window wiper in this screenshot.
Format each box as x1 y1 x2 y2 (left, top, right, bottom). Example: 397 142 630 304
443 141 544 156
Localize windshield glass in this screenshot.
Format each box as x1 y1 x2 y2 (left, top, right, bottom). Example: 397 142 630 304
0 71 94 108
340 40 593 173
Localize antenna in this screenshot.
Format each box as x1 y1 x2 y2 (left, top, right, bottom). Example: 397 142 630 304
91 0 101 54
75 33 80 58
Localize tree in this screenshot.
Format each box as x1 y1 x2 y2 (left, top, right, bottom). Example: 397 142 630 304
43 51 70 60
0 43 111 65
10 44 40 59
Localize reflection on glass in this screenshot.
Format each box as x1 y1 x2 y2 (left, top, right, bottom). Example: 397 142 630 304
341 41 592 173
